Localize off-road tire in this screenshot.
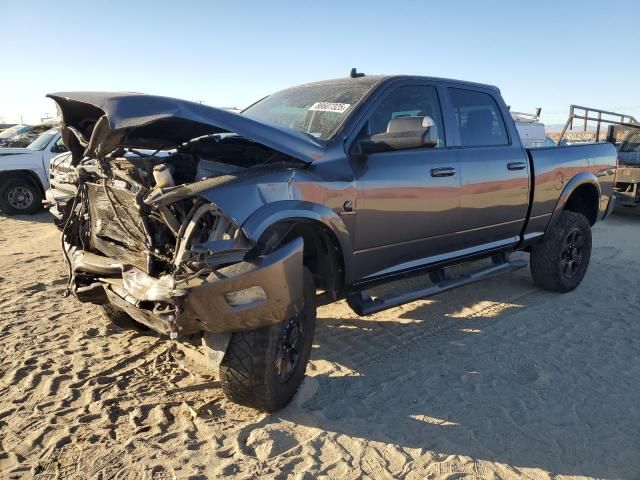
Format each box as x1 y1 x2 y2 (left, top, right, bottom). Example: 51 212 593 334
219 268 316 412
530 210 592 292
0 177 43 215
100 304 149 330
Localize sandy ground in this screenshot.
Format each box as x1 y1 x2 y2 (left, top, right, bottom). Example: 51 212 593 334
1 209 639 480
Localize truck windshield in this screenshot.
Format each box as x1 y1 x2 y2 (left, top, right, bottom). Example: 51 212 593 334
242 81 375 140
27 130 57 151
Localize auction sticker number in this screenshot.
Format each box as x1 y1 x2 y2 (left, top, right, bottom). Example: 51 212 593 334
309 102 351 113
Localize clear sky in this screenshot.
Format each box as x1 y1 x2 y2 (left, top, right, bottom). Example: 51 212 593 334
2 0 638 127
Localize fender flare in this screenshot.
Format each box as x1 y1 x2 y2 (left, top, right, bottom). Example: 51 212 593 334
546 172 601 235
0 168 47 193
241 200 353 284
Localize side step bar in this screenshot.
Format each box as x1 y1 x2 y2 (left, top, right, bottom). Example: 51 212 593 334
347 257 528 316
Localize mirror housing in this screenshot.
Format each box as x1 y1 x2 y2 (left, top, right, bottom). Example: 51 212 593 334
355 116 437 155
50 143 68 153
58 145 67 153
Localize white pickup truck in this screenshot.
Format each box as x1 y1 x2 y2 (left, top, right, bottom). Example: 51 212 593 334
0 128 68 214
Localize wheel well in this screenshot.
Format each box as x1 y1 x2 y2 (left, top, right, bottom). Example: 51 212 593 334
564 183 599 225
256 220 345 300
0 170 45 194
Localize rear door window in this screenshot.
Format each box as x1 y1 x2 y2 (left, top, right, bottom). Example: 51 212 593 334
449 88 509 147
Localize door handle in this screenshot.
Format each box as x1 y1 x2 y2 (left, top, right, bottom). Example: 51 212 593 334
430 167 456 177
507 162 527 171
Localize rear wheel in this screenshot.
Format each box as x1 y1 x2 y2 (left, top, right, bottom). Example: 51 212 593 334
530 211 592 292
0 177 43 215
219 268 316 412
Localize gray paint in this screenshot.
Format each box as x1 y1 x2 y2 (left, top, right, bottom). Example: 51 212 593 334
187 76 616 285
51 75 617 329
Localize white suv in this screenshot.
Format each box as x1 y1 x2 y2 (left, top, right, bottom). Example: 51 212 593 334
0 128 67 214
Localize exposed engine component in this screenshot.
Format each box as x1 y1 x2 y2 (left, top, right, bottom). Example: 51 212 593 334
153 164 175 188
69 153 249 279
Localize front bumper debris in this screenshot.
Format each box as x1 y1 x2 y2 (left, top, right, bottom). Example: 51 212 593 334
67 237 304 335
44 187 75 221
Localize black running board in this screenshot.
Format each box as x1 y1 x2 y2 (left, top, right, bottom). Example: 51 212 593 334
347 257 528 316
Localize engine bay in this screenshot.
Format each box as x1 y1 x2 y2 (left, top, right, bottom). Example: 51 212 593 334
64 134 304 283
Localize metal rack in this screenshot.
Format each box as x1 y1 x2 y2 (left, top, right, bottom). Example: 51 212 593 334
558 105 638 144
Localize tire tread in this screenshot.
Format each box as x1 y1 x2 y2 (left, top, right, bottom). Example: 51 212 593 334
530 210 592 292
0 177 43 215
219 269 315 412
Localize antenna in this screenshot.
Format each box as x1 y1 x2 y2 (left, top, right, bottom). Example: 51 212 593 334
350 68 365 78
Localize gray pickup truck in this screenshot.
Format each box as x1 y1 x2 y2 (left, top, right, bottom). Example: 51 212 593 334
49 73 617 411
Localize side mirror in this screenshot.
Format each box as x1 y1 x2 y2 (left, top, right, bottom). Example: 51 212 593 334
356 116 437 155
51 143 68 153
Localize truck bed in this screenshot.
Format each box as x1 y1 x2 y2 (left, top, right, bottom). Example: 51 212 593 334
524 142 617 240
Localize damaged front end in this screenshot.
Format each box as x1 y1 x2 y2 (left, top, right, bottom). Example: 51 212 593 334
51 92 313 339
64 159 304 337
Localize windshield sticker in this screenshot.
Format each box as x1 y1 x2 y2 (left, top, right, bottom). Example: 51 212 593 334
309 102 351 113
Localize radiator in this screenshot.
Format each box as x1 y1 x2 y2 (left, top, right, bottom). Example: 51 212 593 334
86 182 149 272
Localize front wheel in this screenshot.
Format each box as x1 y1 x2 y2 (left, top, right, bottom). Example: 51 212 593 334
0 178 43 215
530 211 592 292
219 268 316 412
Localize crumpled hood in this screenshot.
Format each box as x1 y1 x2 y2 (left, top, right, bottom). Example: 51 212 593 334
47 92 325 163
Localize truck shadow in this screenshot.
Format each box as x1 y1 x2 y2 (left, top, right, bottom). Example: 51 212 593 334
271 257 640 478
612 205 640 221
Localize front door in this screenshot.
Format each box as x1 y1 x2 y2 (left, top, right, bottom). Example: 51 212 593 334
352 84 461 280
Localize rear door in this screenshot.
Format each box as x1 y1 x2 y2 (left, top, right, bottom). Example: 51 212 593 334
447 87 530 251
351 83 461 279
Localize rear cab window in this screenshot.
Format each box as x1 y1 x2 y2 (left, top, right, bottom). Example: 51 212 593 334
618 131 640 165
448 88 509 147
620 132 640 153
